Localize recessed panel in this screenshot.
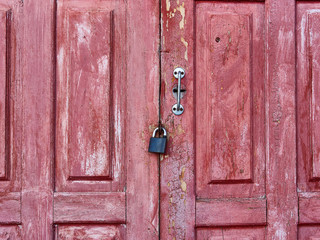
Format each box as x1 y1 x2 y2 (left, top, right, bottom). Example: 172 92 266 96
299 226 320 240
308 13 320 180
197 227 266 240
56 1 126 192
0 10 11 180
68 10 113 180
55 225 125 240
208 14 252 182
196 3 265 198
0 226 21 239
57 8 114 181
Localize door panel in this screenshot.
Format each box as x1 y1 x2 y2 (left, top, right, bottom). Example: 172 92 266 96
0 0 160 238
55 225 125 240
56 0 125 192
196 2 265 199
0 0 21 193
54 1 126 236
197 227 266 240
2 0 319 238
0 0 22 238
161 0 297 239
297 2 320 232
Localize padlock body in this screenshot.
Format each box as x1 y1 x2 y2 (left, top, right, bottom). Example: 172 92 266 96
148 137 167 153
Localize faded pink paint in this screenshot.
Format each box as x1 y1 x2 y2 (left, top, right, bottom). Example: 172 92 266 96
2 0 320 238
196 2 265 200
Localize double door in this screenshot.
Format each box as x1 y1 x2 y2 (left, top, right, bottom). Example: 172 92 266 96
0 0 320 239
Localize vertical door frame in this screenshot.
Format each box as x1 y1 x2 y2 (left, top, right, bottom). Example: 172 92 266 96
21 0 55 238
265 0 298 237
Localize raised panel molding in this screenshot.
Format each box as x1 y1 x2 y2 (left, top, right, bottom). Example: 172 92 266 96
65 9 114 181
56 1 126 192
0 226 21 239
208 14 253 183
196 3 265 199
0 9 11 181
196 227 266 240
308 12 320 180
55 225 125 240
196 198 266 227
54 192 125 223
0 193 20 224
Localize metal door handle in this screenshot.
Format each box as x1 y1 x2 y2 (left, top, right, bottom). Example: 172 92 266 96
172 67 185 115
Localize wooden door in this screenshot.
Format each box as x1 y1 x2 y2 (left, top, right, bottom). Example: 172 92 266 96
3 0 320 239
160 0 299 239
0 0 161 239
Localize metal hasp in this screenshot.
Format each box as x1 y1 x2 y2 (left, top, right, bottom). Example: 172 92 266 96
172 67 185 115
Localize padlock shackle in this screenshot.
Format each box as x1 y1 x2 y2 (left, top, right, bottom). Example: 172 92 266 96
152 127 167 138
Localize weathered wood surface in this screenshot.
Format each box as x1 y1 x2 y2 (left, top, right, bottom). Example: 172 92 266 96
55 225 125 240
126 0 160 239
55 0 126 192
196 198 266 227
195 2 265 199
54 192 125 223
265 0 298 238
21 0 54 238
0 0 22 192
160 0 195 239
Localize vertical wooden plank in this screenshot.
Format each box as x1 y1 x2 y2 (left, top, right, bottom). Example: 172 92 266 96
126 0 160 239
160 0 195 239
21 0 54 238
265 0 298 238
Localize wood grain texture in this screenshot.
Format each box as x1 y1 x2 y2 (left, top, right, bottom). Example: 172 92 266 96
197 227 266 240
196 198 266 227
208 13 253 183
0 0 21 193
299 196 320 224
265 0 298 238
126 0 160 239
21 0 54 238
160 0 195 238
54 192 125 223
299 227 320 240
297 3 320 193
0 226 21 239
196 2 265 199
56 0 126 192
64 9 113 180
0 193 20 223
55 225 125 240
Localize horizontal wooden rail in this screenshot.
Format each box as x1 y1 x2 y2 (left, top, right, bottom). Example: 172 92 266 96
54 192 125 224
0 193 21 224
196 198 266 226
299 196 320 224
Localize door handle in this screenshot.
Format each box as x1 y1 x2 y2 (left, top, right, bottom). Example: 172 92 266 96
172 67 185 115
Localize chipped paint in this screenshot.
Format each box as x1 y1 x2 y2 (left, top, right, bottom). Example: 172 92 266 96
179 167 187 192
166 0 170 11
181 37 188 61
176 2 185 29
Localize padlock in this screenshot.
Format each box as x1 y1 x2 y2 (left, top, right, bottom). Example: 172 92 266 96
148 127 167 154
